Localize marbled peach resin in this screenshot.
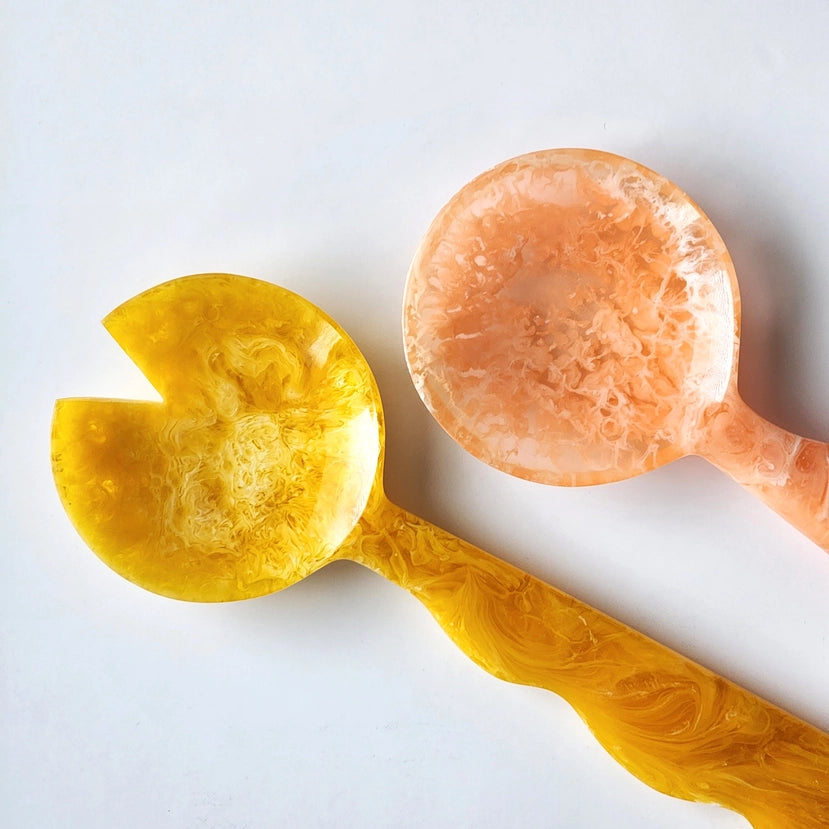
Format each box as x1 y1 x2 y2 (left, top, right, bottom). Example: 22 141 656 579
404 149 829 551
53 275 829 828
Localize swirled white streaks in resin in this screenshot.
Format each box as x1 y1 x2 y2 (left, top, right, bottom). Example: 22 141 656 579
404 148 829 550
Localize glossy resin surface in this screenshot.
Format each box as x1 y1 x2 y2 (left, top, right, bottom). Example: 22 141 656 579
404 149 829 550
52 275 382 600
52 275 829 828
405 149 738 485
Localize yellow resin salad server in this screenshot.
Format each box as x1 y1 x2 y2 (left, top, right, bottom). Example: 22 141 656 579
52 274 829 828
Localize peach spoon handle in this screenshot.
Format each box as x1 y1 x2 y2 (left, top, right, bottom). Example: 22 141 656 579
349 498 829 829
698 392 829 551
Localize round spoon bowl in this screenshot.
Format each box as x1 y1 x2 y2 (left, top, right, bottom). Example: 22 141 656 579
52 275 384 600
404 149 740 485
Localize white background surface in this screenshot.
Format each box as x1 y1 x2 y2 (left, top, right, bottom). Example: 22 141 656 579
3 2 829 827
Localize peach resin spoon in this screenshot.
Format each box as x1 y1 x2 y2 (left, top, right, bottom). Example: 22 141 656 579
52 274 828 828
404 148 829 551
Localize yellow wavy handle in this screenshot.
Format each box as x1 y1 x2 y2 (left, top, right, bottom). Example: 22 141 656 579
349 498 829 829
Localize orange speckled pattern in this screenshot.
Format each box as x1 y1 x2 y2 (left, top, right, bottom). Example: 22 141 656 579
404 149 829 551
404 149 738 485
700 395 829 550
52 275 829 827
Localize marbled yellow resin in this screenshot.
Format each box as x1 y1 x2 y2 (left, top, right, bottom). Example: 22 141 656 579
53 276 381 600
404 149 829 551
52 275 829 828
